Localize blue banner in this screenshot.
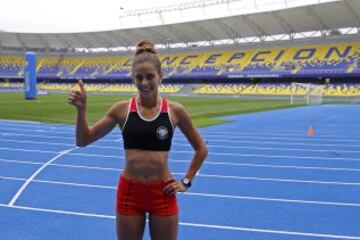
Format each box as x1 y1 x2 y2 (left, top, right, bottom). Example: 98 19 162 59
24 52 37 99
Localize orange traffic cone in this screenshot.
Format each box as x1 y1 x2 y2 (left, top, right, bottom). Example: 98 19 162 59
308 125 315 137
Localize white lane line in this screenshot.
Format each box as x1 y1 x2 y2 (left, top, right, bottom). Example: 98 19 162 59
0 139 74 147
0 135 360 151
1 146 360 162
87 143 359 154
0 132 76 140
2 174 360 207
0 176 25 181
0 147 59 154
200 133 360 142
196 173 360 186
2 138 360 152
199 130 360 139
172 160 360 172
0 121 360 139
179 222 360 240
182 192 360 207
2 131 360 148
4 157 360 176
171 150 360 162
202 138 360 148
0 159 45 165
1 119 358 138
4 159 360 188
2 122 360 141
2 128 360 144
0 176 115 189
8 147 77 206
0 204 360 239
4 130 359 148
0 204 114 219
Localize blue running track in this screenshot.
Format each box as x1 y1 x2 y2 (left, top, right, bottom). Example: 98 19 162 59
1 104 360 240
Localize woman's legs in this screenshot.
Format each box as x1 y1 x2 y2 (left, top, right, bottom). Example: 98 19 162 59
148 214 179 240
116 213 146 240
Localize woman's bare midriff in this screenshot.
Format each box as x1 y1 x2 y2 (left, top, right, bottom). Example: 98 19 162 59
122 149 172 182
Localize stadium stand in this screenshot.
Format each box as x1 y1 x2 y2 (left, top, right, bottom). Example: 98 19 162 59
1 42 360 98
1 42 360 79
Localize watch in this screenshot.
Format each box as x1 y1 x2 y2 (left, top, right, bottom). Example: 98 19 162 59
181 177 192 188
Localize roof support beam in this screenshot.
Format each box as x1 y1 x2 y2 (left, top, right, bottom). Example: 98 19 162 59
165 25 193 43
89 33 114 48
37 35 50 51
15 34 26 50
109 31 132 47
342 0 360 28
138 28 164 43
271 12 296 35
124 29 146 44
241 15 266 37
75 34 94 48
191 22 217 41
212 19 239 39
304 6 329 35
56 34 72 50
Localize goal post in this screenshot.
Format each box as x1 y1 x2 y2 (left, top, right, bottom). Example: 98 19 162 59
290 82 325 105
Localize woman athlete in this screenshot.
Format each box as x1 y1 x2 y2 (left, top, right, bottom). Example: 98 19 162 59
68 40 208 240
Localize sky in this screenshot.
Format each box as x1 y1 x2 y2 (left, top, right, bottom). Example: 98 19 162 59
0 0 338 33
0 0 180 33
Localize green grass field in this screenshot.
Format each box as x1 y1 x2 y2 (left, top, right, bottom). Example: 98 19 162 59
0 92 302 127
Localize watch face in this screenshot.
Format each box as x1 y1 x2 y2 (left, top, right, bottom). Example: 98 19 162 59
183 178 190 185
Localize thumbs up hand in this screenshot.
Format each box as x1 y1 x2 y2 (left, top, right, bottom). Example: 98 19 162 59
68 79 87 110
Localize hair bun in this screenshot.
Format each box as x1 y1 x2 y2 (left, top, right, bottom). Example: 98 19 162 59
135 40 156 56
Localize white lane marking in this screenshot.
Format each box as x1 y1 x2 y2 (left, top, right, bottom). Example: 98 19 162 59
2 175 360 207
8 147 77 206
2 127 360 144
1 146 360 162
3 158 360 185
0 204 114 219
2 122 360 141
0 204 360 239
2 138 360 153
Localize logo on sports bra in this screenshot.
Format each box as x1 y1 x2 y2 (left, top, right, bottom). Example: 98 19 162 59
156 126 169 140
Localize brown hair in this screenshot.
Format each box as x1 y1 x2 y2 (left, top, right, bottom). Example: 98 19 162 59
132 40 162 76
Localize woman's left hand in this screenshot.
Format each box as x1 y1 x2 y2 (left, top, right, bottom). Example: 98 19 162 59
163 178 187 195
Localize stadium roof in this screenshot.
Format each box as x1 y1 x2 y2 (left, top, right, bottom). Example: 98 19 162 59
0 0 359 53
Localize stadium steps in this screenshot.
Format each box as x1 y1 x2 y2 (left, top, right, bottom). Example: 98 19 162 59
72 60 86 74
217 67 226 76
346 63 356 73
36 62 43 72
105 63 122 74
292 65 302 74
177 84 204 95
91 71 99 78
18 67 25 77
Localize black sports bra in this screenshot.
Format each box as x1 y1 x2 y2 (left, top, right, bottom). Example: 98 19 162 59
122 97 174 151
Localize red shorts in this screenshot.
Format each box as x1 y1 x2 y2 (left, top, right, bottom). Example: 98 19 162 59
116 175 179 216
